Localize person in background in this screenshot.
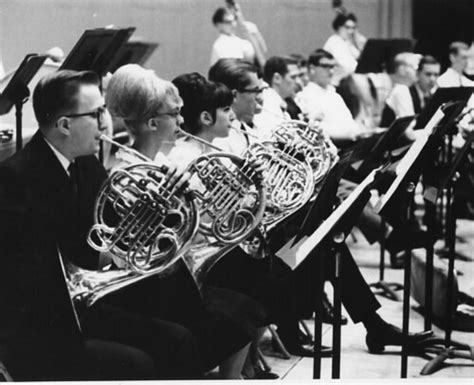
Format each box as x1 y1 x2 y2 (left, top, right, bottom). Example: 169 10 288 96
296 49 367 145
438 41 474 87
383 55 441 127
210 1 267 69
323 12 366 86
253 56 300 133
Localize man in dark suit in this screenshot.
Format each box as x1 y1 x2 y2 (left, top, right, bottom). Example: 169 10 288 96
0 70 201 380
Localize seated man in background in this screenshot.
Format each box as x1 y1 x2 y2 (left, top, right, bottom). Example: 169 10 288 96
253 55 300 133
438 41 474 87
296 49 368 145
382 55 440 131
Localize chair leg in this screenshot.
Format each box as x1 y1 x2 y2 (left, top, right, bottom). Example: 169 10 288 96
257 348 272 372
268 324 291 359
299 319 314 343
0 361 13 381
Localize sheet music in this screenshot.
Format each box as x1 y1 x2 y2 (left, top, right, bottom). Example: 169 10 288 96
375 107 445 213
277 168 379 269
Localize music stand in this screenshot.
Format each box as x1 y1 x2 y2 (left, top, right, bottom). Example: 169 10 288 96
376 102 465 378
415 87 474 130
107 40 159 73
60 27 136 76
356 38 415 74
281 166 389 379
416 130 474 376
0 54 46 151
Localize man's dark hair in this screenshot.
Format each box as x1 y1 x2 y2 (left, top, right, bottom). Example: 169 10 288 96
308 49 334 67
332 12 357 31
173 72 233 135
448 41 469 57
33 70 100 126
212 7 230 25
208 58 259 91
417 55 440 72
289 53 307 68
263 56 297 84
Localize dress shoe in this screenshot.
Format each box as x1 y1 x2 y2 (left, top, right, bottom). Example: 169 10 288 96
252 367 279 379
286 342 332 358
322 294 348 325
366 322 433 354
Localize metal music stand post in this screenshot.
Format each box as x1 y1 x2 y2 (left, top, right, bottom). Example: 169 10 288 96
0 54 46 152
283 166 390 379
417 129 474 376
375 101 465 378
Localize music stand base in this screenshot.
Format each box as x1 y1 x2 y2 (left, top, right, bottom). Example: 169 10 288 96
413 337 473 375
370 280 403 301
436 247 473 262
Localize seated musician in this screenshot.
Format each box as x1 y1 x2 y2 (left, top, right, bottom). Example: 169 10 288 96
383 55 441 129
104 63 268 379
296 49 370 146
438 41 474 88
253 56 301 135
0 70 202 380
208 57 433 356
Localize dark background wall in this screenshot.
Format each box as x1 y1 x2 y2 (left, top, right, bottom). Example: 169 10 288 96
413 0 474 70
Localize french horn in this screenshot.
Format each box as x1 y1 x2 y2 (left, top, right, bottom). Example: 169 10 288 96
62 135 199 307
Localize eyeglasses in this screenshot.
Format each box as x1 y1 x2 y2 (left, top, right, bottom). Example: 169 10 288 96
239 86 267 94
64 105 107 126
317 64 336 69
155 109 182 119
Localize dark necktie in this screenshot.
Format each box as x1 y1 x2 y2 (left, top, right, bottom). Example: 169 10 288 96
68 162 79 197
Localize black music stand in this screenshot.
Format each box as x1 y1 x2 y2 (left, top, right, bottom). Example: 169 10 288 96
415 131 474 376
0 54 46 151
60 27 136 76
282 166 389 379
356 38 415 73
415 87 474 130
107 40 159 73
376 101 465 378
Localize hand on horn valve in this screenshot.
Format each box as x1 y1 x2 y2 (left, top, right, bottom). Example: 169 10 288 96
246 156 265 187
164 165 191 193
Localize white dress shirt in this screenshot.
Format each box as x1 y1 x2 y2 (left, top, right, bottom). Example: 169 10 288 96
323 34 359 86
296 82 364 141
437 67 474 88
253 87 290 140
385 83 436 118
210 33 255 66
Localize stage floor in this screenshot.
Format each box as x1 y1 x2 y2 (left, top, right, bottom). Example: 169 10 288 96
260 218 474 381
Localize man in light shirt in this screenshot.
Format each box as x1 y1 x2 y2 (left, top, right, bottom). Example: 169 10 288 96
296 49 366 144
438 41 474 88
383 55 441 123
253 56 300 136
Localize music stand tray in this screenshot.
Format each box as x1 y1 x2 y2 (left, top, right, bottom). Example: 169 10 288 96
60 27 136 76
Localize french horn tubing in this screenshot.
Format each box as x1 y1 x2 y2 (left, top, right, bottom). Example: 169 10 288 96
61 134 200 307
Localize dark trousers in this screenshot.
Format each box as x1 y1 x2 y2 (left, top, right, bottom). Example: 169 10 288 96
83 303 202 380
294 243 381 323
3 333 155 381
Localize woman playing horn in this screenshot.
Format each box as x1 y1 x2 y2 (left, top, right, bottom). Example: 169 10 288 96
104 64 267 379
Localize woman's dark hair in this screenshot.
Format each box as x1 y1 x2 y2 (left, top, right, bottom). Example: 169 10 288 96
332 12 357 31
172 72 233 135
212 7 230 25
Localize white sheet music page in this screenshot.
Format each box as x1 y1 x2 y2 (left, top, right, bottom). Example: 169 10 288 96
276 168 379 270
375 107 445 213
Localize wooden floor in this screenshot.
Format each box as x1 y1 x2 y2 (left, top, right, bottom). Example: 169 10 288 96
258 218 474 383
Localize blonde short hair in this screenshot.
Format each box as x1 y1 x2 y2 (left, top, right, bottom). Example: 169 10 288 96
105 64 181 137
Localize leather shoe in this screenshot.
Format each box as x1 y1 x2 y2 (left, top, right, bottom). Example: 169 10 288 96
322 294 348 325
286 342 332 358
366 322 433 354
252 367 279 379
